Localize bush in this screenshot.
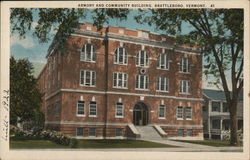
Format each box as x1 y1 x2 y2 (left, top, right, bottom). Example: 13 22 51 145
69 138 78 148
222 129 243 144
10 125 77 147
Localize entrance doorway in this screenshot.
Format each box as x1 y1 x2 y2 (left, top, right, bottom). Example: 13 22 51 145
133 102 149 126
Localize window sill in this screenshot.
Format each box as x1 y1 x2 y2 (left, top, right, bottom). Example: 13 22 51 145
80 60 96 63
156 90 169 93
156 68 169 71
179 92 191 95
113 87 128 90
177 118 184 120
76 115 86 117
114 63 128 66
80 84 96 88
89 115 97 118
136 65 149 68
158 117 166 120
179 71 191 74
135 89 149 91
186 118 192 121
115 116 124 118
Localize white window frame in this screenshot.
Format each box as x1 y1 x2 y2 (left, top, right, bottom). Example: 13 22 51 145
177 106 183 120
80 70 96 87
180 57 190 73
211 101 221 112
158 105 165 119
88 127 96 137
185 106 192 120
76 127 84 136
156 77 169 92
187 129 193 136
113 72 128 89
115 128 123 137
135 74 149 90
80 43 96 62
76 100 85 117
157 53 169 70
179 80 190 94
136 50 149 67
114 47 128 65
54 101 60 117
115 102 124 118
89 101 97 117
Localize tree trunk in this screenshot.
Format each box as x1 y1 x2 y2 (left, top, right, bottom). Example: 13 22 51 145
229 102 238 145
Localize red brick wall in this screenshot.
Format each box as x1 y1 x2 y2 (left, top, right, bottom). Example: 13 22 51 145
39 23 203 138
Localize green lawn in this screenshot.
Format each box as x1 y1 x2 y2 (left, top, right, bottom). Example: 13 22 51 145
10 140 69 149
10 139 176 149
174 139 235 147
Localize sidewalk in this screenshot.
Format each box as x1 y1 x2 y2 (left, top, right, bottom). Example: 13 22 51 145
139 138 243 152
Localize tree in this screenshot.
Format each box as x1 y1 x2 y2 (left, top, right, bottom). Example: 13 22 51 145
10 8 243 145
134 9 243 145
10 56 44 128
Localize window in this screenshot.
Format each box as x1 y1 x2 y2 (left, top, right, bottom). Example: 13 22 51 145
89 128 96 136
76 127 84 136
177 106 183 119
202 105 207 111
179 80 190 94
113 72 128 88
223 120 230 130
80 43 96 62
114 47 127 64
140 31 149 38
116 102 124 117
177 129 184 136
89 101 97 116
54 102 60 117
136 50 149 67
185 107 192 120
158 105 165 118
187 129 193 136
180 57 190 73
135 75 149 90
77 101 85 116
86 26 92 31
58 53 60 64
223 102 229 112
80 70 96 87
212 119 221 129
212 101 221 112
57 71 60 88
118 29 124 34
156 77 169 92
157 53 169 69
115 128 123 136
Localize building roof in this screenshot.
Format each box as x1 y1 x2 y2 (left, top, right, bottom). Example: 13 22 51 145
203 89 243 101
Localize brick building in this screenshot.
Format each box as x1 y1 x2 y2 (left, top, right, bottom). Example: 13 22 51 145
37 23 204 140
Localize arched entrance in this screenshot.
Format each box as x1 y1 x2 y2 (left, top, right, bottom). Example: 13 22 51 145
133 102 149 126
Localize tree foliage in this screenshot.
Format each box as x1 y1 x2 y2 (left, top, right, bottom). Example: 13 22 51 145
10 57 43 126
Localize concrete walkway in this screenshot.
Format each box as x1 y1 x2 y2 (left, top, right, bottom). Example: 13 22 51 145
139 138 242 152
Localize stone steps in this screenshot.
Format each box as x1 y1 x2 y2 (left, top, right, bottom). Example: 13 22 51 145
136 126 162 140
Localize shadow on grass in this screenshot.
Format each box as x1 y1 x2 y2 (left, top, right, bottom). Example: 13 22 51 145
173 139 242 147
10 139 177 149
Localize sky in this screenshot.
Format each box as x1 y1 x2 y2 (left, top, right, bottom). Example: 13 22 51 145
10 9 225 90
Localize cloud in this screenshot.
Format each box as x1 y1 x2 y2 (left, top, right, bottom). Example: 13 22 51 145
10 34 35 49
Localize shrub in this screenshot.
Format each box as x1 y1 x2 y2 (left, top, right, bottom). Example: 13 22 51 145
10 125 77 147
69 138 78 148
222 129 243 144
